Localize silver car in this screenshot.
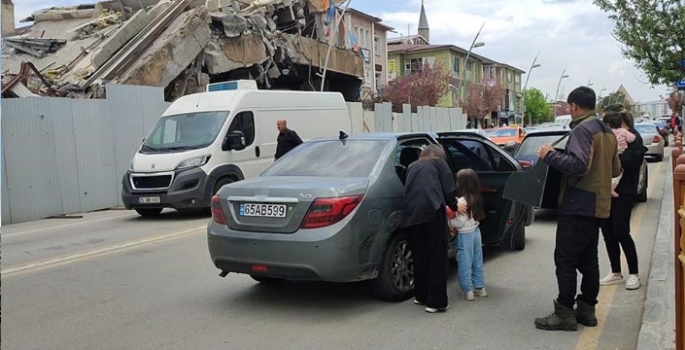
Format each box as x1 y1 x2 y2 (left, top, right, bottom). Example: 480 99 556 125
207 132 533 301
635 122 665 161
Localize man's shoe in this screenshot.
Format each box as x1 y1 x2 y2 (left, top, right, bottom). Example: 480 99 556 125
534 300 578 331
575 299 598 327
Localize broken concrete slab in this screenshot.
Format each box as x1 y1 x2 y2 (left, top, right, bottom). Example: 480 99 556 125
91 9 150 69
146 0 171 20
284 35 363 77
34 9 95 22
117 6 211 87
204 33 268 74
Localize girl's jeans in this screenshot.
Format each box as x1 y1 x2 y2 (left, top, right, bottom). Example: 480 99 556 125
456 227 485 293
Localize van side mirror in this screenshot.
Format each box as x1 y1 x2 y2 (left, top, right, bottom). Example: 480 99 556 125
223 131 246 151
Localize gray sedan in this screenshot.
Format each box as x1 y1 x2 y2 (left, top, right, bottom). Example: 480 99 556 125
207 132 533 301
635 122 665 161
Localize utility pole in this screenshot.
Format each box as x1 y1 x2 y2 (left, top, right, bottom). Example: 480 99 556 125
554 64 569 118
320 0 352 92
457 22 485 108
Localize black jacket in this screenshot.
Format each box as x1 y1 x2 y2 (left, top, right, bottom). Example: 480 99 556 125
615 128 646 199
274 129 303 160
401 158 458 228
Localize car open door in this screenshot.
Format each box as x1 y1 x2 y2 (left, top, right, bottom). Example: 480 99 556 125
436 133 523 246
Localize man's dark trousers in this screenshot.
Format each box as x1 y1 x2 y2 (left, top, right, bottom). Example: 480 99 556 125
555 215 602 308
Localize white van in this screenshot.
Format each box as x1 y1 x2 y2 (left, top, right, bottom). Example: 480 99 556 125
121 80 352 217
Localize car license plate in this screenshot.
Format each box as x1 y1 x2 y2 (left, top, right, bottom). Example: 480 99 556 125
137 196 161 204
239 203 287 218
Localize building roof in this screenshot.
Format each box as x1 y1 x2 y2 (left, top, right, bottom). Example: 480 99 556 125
388 34 429 45
346 8 394 31
418 1 429 29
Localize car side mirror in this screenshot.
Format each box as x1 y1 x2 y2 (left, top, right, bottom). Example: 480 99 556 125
223 131 246 151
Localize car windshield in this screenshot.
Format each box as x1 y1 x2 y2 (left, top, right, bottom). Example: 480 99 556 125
516 134 568 159
142 111 229 153
635 124 656 134
262 140 388 177
489 129 517 137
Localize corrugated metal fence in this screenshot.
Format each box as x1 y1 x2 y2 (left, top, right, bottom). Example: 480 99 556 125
1 85 170 224
1 86 466 224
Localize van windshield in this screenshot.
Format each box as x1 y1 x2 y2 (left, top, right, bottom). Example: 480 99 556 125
141 111 229 153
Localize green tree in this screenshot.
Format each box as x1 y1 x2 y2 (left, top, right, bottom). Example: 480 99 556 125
524 88 552 124
597 92 634 112
593 0 685 85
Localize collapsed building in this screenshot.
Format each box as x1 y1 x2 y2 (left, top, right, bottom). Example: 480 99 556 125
1 0 364 101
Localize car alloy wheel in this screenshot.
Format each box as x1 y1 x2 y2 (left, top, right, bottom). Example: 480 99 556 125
390 240 414 292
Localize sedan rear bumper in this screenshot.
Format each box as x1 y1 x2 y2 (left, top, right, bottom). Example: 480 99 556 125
644 143 664 157
207 223 375 282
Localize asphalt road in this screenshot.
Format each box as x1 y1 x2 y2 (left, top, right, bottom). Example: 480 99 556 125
1 160 668 350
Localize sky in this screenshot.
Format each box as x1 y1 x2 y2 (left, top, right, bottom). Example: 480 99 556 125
10 0 671 103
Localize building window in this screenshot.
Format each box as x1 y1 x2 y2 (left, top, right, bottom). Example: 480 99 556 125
466 59 473 71
507 72 512 83
374 36 381 56
356 26 371 50
515 75 520 84
452 56 460 73
409 58 423 72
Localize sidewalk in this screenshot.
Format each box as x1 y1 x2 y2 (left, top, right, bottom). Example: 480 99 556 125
637 163 676 350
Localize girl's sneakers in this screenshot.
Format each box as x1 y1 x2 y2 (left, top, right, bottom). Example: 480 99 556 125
464 291 475 301
626 275 641 290
475 287 488 298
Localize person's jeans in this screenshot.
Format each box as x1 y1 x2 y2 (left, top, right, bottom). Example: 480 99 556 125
456 227 485 293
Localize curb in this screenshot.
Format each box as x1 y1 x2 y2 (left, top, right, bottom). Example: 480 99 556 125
636 163 675 350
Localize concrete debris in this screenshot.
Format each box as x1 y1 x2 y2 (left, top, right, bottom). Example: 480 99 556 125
3 0 364 100
2 38 67 58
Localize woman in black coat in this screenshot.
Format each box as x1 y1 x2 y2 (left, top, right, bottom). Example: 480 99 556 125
599 105 646 290
402 145 459 313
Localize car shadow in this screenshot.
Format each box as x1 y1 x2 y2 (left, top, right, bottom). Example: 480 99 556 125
127 209 211 222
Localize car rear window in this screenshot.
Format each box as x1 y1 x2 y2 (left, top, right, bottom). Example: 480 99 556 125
516 134 568 158
262 140 388 177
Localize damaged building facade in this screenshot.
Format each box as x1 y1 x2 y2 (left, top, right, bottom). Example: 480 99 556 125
1 0 365 101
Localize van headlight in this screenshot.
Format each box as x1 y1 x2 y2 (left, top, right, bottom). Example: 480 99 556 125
176 155 211 170
129 159 134 170
506 140 516 147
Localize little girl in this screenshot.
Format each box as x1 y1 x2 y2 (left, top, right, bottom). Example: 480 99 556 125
604 111 634 198
448 169 487 301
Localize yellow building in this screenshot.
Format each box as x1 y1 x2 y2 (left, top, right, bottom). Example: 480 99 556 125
387 44 486 107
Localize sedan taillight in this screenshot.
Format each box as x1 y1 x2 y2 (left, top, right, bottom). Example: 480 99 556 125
211 195 227 225
653 135 661 143
301 195 363 229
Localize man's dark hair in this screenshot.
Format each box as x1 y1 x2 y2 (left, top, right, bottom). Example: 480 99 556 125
567 86 596 110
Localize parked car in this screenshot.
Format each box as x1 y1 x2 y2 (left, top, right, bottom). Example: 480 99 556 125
635 122 665 161
653 120 670 146
513 128 648 203
207 132 534 301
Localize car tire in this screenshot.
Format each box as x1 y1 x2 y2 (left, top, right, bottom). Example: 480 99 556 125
636 169 648 203
372 231 414 302
135 208 163 217
250 275 285 284
513 224 526 251
213 177 234 196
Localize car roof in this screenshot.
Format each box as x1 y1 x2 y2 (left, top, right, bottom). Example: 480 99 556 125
308 132 433 142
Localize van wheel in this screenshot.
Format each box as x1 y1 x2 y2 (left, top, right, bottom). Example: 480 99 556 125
372 231 414 302
513 224 526 251
135 208 163 217
251 275 285 284
213 177 234 196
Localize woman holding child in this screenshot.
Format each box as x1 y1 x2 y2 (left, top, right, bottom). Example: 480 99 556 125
599 105 645 290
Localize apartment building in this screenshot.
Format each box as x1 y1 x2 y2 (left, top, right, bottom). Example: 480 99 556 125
636 100 670 118
344 9 393 99
483 62 525 124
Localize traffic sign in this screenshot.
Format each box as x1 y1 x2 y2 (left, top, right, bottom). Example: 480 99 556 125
678 78 685 89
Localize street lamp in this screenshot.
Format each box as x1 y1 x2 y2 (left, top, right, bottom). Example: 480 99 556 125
521 50 541 126
457 22 485 108
554 65 569 118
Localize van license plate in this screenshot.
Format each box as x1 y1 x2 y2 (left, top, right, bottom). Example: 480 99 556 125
138 196 161 204
240 203 287 218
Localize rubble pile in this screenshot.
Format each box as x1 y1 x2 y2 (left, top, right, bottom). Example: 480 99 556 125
1 0 364 101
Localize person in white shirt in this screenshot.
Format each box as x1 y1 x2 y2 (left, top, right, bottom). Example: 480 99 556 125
448 169 487 301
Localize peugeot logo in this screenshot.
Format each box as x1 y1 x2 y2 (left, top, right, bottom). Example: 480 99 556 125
151 163 156 170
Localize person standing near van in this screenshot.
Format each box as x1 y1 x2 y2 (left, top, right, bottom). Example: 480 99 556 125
274 119 303 160
401 145 459 313
534 86 621 331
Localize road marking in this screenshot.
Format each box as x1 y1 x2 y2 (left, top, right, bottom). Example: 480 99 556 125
3 212 139 238
575 161 663 350
1 226 206 278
